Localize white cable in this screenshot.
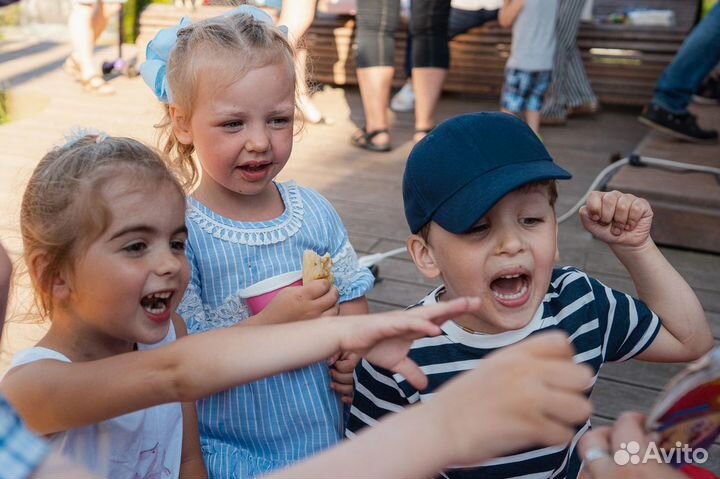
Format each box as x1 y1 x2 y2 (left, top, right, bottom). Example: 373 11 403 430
557 158 629 223
557 155 720 223
358 155 720 266
358 247 407 268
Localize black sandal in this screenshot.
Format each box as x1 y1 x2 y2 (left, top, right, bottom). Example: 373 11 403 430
350 127 391 152
413 127 434 142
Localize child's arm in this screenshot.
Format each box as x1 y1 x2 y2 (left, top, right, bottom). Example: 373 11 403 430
172 316 208 479
266 332 593 479
1 298 480 435
580 191 713 362
498 0 524 28
338 296 368 315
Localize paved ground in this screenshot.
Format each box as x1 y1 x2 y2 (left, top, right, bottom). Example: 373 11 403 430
1 30 719 470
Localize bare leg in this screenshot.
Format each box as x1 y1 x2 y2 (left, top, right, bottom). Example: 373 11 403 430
279 0 324 123
412 67 447 141
525 110 540 136
68 1 115 94
68 3 96 80
355 66 393 147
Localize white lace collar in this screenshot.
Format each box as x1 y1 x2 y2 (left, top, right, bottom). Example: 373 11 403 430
186 181 305 246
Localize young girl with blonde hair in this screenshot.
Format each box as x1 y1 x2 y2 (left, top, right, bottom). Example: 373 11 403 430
141 6 374 477
0 132 481 479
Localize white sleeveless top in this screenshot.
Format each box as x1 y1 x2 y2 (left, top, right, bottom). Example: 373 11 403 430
10 324 183 479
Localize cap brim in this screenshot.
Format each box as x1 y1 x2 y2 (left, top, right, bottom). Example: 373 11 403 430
432 160 572 234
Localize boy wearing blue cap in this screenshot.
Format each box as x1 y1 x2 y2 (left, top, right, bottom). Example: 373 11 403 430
346 112 712 479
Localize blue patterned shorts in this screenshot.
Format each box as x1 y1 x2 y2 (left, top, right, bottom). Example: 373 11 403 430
501 69 552 113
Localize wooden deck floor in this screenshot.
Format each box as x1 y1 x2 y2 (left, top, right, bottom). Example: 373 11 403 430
1 35 719 470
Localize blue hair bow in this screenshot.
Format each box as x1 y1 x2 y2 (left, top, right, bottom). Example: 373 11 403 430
140 16 191 103
140 5 283 104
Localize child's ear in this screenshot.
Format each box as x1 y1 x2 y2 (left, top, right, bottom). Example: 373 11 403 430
28 251 71 302
51 274 71 301
169 105 193 145
407 234 441 280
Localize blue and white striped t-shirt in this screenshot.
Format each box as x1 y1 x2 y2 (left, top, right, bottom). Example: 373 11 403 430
178 180 375 479
347 266 662 479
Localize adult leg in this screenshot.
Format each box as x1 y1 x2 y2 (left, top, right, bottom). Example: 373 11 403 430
353 0 400 150
279 0 324 123
638 4 720 143
393 5 499 114
653 3 720 114
447 7 498 38
541 0 594 121
68 2 95 79
390 2 416 113
411 0 451 141
67 0 114 94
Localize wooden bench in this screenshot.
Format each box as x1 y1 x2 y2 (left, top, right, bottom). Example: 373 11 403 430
136 1 699 106
305 0 700 105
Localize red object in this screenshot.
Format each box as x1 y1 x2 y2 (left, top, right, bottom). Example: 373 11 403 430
681 465 720 479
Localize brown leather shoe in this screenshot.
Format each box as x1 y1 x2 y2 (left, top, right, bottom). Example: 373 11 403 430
568 101 599 116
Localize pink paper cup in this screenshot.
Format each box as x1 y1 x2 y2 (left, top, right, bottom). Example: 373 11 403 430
239 271 303 315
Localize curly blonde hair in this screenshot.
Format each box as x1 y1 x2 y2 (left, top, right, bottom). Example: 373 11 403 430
158 11 297 190
20 134 184 318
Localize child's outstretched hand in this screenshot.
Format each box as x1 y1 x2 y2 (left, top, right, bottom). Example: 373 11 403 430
336 297 482 390
427 332 593 467
261 279 339 324
580 190 653 248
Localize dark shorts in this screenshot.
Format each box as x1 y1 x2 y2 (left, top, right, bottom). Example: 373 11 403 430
501 69 552 112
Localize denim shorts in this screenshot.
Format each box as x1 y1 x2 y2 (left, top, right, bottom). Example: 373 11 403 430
501 69 552 112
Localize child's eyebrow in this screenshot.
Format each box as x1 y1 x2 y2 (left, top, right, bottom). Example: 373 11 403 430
109 225 187 240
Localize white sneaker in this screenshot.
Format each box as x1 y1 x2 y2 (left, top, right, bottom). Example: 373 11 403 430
298 94 324 124
390 82 415 113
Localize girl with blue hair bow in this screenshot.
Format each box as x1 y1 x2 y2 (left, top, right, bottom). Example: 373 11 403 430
140 6 375 477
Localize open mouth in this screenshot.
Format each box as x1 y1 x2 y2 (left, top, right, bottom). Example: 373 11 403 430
489 272 531 307
239 161 272 173
140 291 173 317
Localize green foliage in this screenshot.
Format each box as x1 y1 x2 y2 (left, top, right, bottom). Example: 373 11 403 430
0 3 21 39
124 0 173 44
0 91 9 125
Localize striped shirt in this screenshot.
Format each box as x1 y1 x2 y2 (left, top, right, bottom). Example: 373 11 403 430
178 181 374 479
0 395 49 479
347 267 661 479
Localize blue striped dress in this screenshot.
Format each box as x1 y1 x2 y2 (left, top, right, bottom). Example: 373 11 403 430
177 181 375 479
347 266 662 479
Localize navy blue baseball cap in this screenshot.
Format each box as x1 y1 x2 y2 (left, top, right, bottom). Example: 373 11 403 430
403 112 572 234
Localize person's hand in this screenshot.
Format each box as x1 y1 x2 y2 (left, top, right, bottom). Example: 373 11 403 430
580 191 653 249
426 332 594 467
261 279 339 324
329 352 359 404
335 297 482 390
578 412 687 479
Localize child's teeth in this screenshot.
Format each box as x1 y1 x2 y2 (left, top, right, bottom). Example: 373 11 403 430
492 280 528 300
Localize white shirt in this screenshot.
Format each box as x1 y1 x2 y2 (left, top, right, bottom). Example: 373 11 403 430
10 324 183 479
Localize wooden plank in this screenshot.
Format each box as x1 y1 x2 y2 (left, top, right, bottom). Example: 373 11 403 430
607 106 720 252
